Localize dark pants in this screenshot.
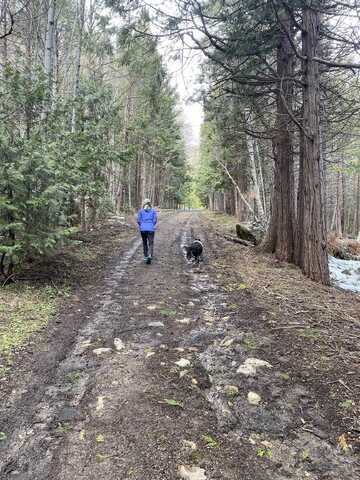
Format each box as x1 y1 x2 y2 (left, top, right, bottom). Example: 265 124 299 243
141 231 155 257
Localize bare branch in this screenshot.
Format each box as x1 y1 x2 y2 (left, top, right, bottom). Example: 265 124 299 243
313 56 360 69
0 8 14 40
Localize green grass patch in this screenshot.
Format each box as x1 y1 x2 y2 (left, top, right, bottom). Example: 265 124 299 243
257 447 272 459
202 434 218 449
298 328 321 340
339 399 354 411
56 422 72 434
190 450 205 464
65 371 82 385
0 284 56 376
243 333 258 351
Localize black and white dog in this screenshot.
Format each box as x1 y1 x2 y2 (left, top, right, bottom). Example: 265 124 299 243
183 239 204 264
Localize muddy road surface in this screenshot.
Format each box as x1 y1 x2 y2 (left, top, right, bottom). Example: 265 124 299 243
0 211 359 480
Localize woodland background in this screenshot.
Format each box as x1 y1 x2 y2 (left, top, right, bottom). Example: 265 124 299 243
0 0 188 278
1 0 360 286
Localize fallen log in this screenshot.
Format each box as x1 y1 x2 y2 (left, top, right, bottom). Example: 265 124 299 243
216 232 254 247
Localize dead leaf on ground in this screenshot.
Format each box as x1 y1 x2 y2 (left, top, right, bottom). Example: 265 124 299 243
338 433 350 452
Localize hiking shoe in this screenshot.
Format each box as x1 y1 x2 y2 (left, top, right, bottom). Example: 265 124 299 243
146 257 152 264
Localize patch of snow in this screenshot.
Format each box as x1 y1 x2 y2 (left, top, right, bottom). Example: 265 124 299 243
329 256 360 293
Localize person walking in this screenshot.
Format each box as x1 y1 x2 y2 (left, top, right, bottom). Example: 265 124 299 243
137 199 157 264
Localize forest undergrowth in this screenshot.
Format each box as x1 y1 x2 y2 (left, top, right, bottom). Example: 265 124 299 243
203 211 360 453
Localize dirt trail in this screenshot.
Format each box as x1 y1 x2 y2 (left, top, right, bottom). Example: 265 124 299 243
0 212 359 480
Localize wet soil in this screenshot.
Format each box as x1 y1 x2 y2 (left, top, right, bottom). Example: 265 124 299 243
0 211 359 479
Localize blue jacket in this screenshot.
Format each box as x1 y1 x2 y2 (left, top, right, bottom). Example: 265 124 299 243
137 208 157 232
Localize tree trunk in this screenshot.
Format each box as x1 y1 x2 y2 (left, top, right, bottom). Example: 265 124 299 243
254 141 267 217
300 6 329 284
1 0 8 63
42 0 56 119
262 9 295 262
71 0 85 132
341 171 346 234
295 126 305 267
215 148 258 220
355 172 360 237
80 194 86 231
334 171 343 237
246 133 265 219
128 164 132 211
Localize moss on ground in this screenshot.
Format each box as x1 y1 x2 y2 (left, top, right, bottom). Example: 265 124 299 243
0 285 56 376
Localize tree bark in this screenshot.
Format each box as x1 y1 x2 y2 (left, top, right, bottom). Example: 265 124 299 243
355 172 360 237
300 5 330 284
254 141 267 218
246 132 265 220
295 127 305 267
334 171 343 237
42 0 56 119
71 0 85 132
262 9 295 262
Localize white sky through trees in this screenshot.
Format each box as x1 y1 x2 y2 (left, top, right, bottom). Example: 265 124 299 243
109 1 204 150
145 0 204 149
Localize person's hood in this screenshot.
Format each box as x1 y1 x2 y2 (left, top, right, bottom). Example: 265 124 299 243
143 198 151 208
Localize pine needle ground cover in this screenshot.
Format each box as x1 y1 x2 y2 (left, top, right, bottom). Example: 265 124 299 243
202 211 360 453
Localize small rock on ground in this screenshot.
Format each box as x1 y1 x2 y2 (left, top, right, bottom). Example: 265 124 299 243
113 338 125 351
148 321 165 328
237 357 272 376
247 391 261 405
93 348 112 355
178 465 206 480
177 318 192 324
175 358 191 368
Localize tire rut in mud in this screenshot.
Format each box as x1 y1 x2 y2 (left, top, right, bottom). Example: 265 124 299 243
0 235 142 478
2 212 357 480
